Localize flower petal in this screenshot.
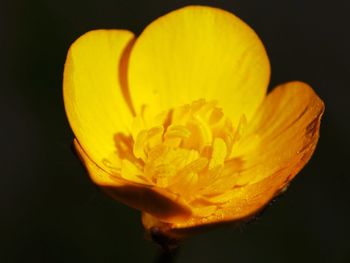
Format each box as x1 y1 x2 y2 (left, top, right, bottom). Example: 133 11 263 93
63 30 135 169
142 166 297 240
128 6 270 125
233 81 324 185
196 81 324 223
142 81 324 235
73 139 192 223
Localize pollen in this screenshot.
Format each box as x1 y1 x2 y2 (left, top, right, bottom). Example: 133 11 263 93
117 99 247 207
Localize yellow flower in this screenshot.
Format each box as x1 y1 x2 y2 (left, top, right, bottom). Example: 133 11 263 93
63 6 324 243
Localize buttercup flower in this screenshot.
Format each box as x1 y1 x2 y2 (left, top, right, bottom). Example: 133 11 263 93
63 6 324 243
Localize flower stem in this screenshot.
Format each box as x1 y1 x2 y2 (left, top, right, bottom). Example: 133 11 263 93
154 247 179 263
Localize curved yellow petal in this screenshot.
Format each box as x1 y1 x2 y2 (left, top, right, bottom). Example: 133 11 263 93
128 6 270 125
233 81 324 185
141 81 324 236
63 30 135 169
142 165 298 240
73 139 192 223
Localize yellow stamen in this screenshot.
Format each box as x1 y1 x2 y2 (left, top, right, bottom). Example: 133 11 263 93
118 99 248 216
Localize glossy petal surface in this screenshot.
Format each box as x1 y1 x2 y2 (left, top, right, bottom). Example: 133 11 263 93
63 30 135 169
128 6 270 125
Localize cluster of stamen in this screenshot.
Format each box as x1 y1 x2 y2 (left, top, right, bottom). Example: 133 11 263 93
126 100 245 205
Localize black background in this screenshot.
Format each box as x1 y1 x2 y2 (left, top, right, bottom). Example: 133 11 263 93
2 0 350 262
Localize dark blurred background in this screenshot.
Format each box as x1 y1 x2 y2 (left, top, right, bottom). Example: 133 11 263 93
1 0 349 262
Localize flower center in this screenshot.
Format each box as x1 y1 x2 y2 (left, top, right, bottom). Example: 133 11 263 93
131 99 245 200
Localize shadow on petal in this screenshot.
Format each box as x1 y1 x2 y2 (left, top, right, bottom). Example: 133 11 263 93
73 139 192 223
